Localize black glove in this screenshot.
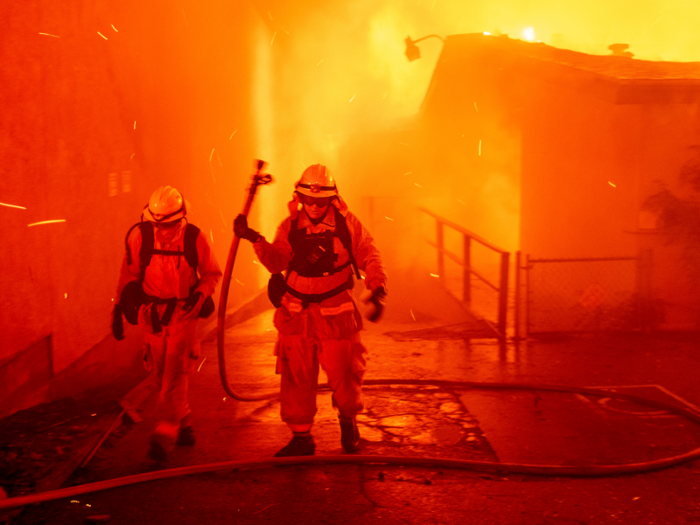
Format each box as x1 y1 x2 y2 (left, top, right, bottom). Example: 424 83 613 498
234 214 261 242
183 291 202 313
367 286 386 323
112 305 124 341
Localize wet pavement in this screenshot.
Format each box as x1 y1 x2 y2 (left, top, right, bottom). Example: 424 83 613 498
6 293 700 524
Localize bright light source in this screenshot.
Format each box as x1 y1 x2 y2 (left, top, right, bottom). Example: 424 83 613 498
483 32 491 36
523 27 536 42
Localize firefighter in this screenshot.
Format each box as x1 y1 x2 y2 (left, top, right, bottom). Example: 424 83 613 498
112 186 222 461
234 164 387 456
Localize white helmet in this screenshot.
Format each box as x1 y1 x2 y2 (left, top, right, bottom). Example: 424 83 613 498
295 164 337 198
142 186 188 223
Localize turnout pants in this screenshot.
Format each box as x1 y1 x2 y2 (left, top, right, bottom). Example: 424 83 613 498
275 302 367 433
143 316 199 450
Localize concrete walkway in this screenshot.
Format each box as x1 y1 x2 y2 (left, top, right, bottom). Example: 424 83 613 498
11 299 700 524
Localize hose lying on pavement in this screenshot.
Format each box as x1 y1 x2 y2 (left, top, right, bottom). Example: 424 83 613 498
3 379 700 511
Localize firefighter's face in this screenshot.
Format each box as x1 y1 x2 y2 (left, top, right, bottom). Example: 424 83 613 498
299 193 331 219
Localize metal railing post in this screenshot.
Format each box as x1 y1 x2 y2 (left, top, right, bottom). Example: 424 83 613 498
525 253 531 338
514 250 521 340
463 233 471 309
436 221 444 282
498 252 509 338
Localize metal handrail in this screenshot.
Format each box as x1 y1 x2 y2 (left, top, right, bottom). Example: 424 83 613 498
419 207 510 338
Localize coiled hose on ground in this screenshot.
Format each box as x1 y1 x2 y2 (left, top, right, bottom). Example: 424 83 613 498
2 379 700 511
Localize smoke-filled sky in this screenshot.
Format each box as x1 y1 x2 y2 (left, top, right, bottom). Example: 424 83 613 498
241 0 700 256
256 0 700 171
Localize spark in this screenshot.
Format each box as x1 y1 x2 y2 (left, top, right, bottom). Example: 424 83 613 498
385 216 394 221
217 151 222 167
479 139 482 156
229 130 237 139
430 273 440 278
414 183 422 188
271 32 277 45
253 260 260 265
133 121 136 130
223 397 227 401
267 11 273 20
281 27 290 35
210 148 215 162
403 171 412 176
457 199 465 205
130 153 135 160
28 219 66 227
431 0 437 10
410 309 416 321
235 279 245 286
474 101 479 112
349 94 356 102
39 33 59 38
210 228 214 243
608 181 617 187
316 59 324 66
219 209 228 227
197 357 207 372
383 92 387 99
97 31 108 40
0 202 27 210
64 293 68 299
651 16 664 26
111 24 118 32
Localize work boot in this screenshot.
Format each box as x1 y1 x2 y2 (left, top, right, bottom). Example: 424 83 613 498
177 426 195 446
274 432 316 457
339 417 360 453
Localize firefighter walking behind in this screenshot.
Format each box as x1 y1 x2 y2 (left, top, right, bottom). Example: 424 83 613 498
234 164 387 457
113 186 222 461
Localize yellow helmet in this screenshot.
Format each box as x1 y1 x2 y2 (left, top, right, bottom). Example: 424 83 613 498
295 164 337 198
142 186 188 223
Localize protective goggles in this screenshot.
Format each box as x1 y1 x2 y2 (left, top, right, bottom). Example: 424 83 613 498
153 219 181 229
297 193 333 207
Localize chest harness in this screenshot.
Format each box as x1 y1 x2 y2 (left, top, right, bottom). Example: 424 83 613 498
268 207 360 309
124 221 213 332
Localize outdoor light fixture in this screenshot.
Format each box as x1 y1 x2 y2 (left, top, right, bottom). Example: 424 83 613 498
404 34 445 62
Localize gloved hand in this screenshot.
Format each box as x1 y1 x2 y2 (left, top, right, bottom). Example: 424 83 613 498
183 291 202 313
112 305 124 341
367 286 386 323
234 214 261 242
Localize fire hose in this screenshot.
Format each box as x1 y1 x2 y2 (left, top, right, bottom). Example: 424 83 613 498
3 382 700 511
216 160 277 402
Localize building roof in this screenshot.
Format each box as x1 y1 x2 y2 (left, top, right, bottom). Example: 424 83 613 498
426 34 700 105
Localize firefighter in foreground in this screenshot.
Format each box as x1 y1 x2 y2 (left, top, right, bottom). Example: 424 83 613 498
235 164 387 456
112 186 222 461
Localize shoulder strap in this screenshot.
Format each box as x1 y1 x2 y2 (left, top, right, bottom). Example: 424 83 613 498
287 216 300 250
183 223 200 272
124 221 154 281
333 208 360 279
138 222 155 282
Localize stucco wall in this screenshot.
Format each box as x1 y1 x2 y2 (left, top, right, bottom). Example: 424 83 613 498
0 1 261 411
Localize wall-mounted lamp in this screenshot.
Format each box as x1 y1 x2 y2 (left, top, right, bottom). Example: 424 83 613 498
404 34 445 62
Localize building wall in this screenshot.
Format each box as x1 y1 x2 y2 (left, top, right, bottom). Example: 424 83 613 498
0 1 261 413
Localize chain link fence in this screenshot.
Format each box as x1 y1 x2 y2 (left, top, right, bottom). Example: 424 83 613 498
522 256 646 335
